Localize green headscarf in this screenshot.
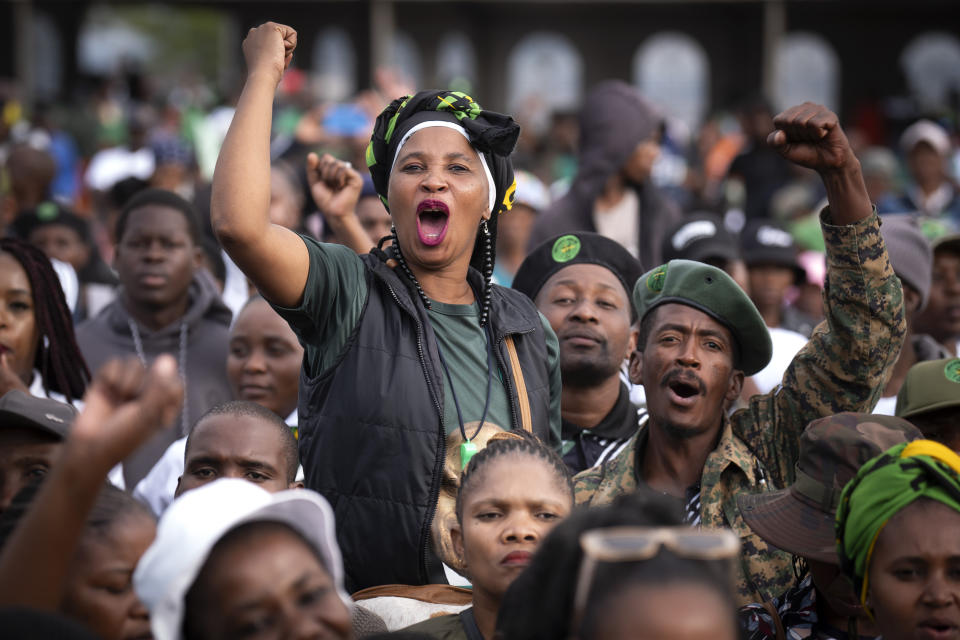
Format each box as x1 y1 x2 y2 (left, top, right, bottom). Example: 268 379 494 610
835 440 960 608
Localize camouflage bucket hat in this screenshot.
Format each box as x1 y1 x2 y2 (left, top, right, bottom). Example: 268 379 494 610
737 413 921 563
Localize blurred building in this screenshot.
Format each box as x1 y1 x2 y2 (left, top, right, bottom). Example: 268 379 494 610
2 0 959 127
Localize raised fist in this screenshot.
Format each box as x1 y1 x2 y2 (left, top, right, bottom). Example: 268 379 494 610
306 152 364 222
767 103 855 173
242 22 297 84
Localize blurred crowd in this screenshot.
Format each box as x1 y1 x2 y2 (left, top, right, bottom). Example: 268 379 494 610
0 20 960 640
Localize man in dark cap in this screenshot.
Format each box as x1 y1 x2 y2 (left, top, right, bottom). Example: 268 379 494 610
896 357 960 451
574 103 906 605
738 413 921 639
660 211 749 293
914 234 960 357
741 217 817 337
11 201 118 321
527 80 681 269
0 390 76 514
873 215 950 415
514 232 643 473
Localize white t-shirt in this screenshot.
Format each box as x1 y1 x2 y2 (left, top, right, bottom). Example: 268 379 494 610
751 327 809 395
593 189 639 258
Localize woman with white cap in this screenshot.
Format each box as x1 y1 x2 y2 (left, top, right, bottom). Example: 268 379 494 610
134 479 352 640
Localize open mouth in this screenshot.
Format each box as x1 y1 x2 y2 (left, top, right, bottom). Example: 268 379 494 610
918 620 959 640
664 376 703 407
416 200 450 246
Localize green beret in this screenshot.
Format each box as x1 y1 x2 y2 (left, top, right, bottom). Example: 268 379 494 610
633 260 772 376
896 358 960 419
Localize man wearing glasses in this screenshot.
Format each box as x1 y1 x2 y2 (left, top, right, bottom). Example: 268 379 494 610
573 103 906 605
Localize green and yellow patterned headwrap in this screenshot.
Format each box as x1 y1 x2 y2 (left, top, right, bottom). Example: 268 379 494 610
365 90 520 274
835 440 960 609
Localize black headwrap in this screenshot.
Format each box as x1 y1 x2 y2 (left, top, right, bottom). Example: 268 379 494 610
365 90 520 275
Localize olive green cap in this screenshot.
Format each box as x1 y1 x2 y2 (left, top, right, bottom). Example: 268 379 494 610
895 358 960 419
633 259 772 375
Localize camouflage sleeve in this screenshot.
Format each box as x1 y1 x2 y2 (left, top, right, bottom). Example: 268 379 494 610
732 209 905 488
573 468 603 506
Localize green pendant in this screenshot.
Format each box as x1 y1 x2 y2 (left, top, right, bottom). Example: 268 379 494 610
460 441 479 470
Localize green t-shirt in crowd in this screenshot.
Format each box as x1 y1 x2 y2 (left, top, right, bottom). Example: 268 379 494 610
272 236 561 442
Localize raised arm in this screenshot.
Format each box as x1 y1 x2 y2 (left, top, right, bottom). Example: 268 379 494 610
211 23 310 307
767 102 872 225
0 357 183 609
735 104 905 486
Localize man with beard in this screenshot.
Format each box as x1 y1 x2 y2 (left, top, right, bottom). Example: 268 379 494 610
573 103 906 606
513 232 643 473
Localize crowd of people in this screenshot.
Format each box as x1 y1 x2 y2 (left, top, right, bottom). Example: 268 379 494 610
1 18 960 640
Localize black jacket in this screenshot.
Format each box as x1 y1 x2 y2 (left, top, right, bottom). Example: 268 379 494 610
297 251 557 592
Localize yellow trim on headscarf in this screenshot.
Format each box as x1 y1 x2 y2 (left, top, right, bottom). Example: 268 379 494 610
901 440 960 473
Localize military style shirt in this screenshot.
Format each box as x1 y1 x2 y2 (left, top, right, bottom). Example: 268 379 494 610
573 209 905 605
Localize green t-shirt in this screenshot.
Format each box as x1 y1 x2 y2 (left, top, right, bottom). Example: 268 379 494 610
272 236 562 442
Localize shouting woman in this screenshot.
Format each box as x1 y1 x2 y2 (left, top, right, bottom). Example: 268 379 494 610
210 22 561 591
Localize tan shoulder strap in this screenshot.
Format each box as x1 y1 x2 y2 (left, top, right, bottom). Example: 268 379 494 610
503 335 533 432
760 600 787 640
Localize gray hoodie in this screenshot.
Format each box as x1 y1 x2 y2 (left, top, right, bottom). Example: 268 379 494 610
528 80 682 270
76 270 233 487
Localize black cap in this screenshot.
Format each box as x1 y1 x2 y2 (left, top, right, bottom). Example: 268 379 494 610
0 390 76 440
740 218 804 285
661 212 739 264
513 232 643 320
10 201 90 242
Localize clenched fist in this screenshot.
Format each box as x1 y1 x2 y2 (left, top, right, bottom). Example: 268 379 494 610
768 103 856 174
242 22 297 84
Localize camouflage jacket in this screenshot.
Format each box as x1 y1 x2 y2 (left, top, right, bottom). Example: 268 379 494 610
573 209 905 605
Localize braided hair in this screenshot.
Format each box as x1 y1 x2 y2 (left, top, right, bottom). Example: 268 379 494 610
455 430 573 523
0 238 90 403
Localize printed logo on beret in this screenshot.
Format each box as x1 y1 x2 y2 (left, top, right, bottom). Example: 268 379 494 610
647 265 667 292
551 235 581 263
945 359 960 384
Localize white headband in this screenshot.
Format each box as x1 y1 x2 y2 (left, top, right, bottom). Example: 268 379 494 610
390 120 497 214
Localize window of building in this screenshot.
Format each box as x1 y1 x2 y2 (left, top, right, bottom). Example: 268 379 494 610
773 32 839 113
633 32 709 132
311 27 356 102
507 32 583 134
901 32 960 111
435 31 477 91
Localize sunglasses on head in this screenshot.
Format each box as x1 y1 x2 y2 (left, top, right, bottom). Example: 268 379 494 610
569 526 740 636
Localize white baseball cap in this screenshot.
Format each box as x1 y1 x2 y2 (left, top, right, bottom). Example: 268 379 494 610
133 479 349 640
900 119 952 157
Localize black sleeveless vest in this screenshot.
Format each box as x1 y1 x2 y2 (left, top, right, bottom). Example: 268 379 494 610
297 252 556 591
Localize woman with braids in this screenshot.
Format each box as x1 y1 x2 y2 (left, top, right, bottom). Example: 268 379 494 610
0 238 90 405
400 431 572 639
835 440 960 640
495 490 738 640
211 22 561 591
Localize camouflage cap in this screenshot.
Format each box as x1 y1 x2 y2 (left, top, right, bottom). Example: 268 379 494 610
738 413 921 563
896 358 960 419
633 259 772 375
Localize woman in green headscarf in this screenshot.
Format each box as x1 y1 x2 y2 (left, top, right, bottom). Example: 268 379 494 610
836 440 960 640
210 22 561 591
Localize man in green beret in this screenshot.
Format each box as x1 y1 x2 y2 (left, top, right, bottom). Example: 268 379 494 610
574 103 906 605
896 357 960 452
